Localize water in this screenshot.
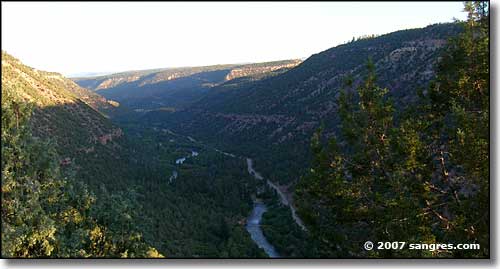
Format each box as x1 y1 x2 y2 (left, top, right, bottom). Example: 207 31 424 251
175 150 199 164
246 158 307 232
245 202 280 258
175 157 186 164
245 157 280 258
169 170 178 182
171 150 199 182
171 145 282 257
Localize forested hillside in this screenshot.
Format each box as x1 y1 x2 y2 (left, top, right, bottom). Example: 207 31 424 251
2 1 489 259
296 2 489 257
1 52 135 188
73 60 301 111
130 14 488 258
1 52 162 257
139 23 463 188
2 52 267 258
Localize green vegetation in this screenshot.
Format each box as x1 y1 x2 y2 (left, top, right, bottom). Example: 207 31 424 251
296 2 489 258
2 52 265 258
120 124 267 257
73 59 301 111
259 189 315 257
138 22 463 191
1 89 162 258
1 51 135 191
2 2 489 258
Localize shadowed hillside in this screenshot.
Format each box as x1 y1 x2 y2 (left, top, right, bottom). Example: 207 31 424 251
1 51 164 258
73 60 301 110
139 23 463 186
1 51 132 187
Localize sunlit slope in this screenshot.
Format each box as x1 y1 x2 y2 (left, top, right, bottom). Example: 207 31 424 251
2 51 132 186
72 60 302 110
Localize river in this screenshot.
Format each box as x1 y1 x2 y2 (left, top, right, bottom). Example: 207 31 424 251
159 128 296 257
175 150 199 165
245 202 280 258
246 158 307 231
170 150 199 182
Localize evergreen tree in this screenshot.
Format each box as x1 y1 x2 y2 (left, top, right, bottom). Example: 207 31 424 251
296 60 434 257
421 0 489 257
1 88 163 258
296 1 489 258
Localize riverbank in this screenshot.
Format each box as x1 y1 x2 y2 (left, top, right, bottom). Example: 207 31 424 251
245 202 280 258
246 158 307 231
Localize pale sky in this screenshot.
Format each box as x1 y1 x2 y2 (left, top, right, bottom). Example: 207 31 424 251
2 2 467 77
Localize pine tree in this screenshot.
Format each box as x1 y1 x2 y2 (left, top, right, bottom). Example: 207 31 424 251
420 0 489 257
1 87 163 258
296 60 433 257
296 1 489 258
2 89 59 257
